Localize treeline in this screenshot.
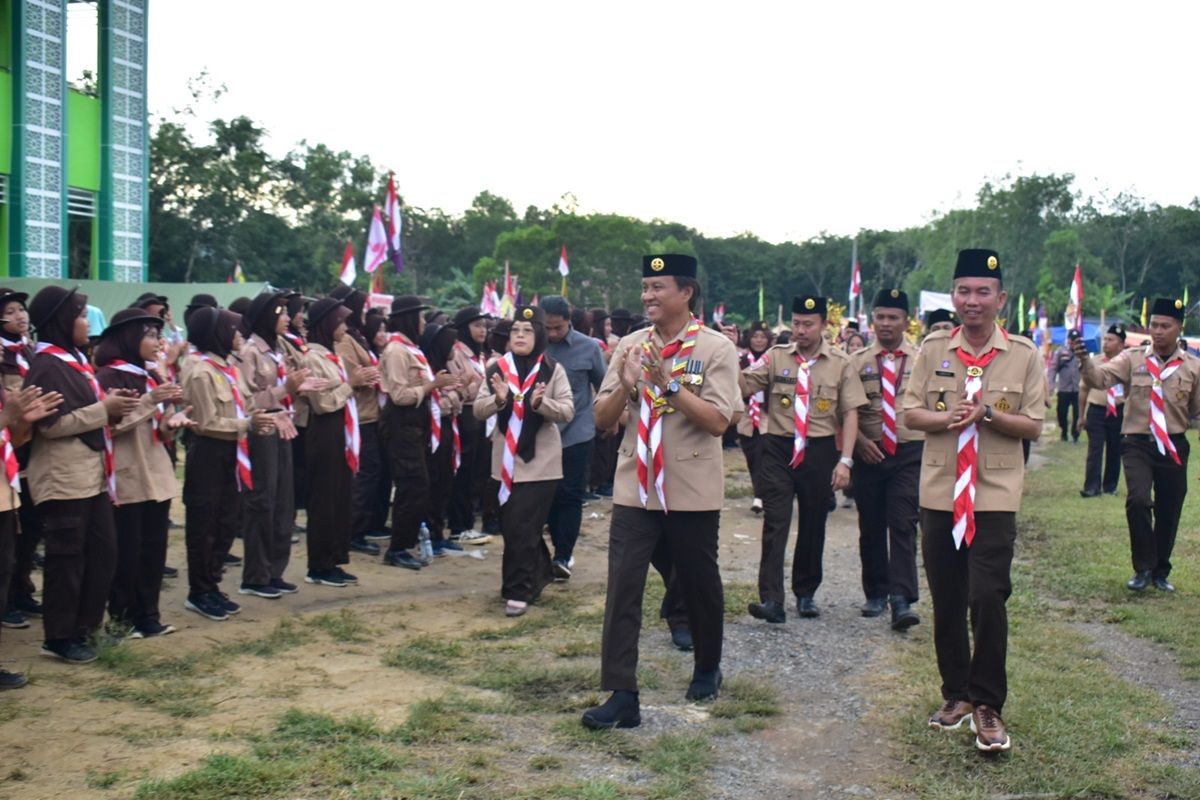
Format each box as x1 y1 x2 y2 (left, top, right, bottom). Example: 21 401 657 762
150 111 1200 327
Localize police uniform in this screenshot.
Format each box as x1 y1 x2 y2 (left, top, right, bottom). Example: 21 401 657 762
900 249 1045 727
851 290 923 627
741 296 868 617
1079 324 1127 496
583 254 740 730
1077 299 1200 590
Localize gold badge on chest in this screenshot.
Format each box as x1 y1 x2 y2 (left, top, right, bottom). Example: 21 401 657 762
780 395 792 409
1178 390 1188 402
966 366 983 378
994 397 1011 413
815 398 831 413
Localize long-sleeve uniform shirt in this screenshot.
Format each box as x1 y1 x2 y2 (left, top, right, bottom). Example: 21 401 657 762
474 366 574 482
1078 345 1200 435
1079 354 1127 409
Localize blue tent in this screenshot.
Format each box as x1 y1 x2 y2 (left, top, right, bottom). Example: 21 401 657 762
1048 319 1104 351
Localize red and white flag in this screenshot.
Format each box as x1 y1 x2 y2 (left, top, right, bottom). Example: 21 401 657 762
499 261 517 318
558 244 570 277
712 303 726 325
338 241 356 286
848 241 861 309
385 174 404 273
1069 263 1084 332
364 206 388 274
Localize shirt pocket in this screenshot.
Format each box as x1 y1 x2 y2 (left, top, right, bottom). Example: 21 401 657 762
925 378 958 410
983 380 1023 413
675 446 713 462
925 450 948 467
211 374 234 404
984 451 1020 470
810 384 838 417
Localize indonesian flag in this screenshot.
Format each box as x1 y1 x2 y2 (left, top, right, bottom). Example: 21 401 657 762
339 241 356 286
499 261 517 319
530 293 540 307
848 241 861 307
364 206 388 274
385 174 404 273
712 303 726 325
1069 263 1084 332
558 245 570 277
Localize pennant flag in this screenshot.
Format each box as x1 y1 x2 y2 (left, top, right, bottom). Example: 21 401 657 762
1017 292 1026 333
558 245 569 277
712 303 726 325
1068 263 1084 331
530 293 539 307
758 280 765 321
1028 296 1037 333
1141 297 1148 328
848 241 861 317
338 241 357 286
364 206 388 273
499 261 517 319
385 175 404 273
371 265 387 294
227 261 246 284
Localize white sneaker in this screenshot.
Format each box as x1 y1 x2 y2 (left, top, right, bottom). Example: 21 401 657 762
751 498 763 514
458 530 492 545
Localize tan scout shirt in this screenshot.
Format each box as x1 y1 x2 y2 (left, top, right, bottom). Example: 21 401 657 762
900 326 1045 513
239 335 292 413
299 343 355 416
852 340 924 444
1079 354 1127 409
475 364 574 482
380 340 432 408
182 355 253 442
740 339 868 437
1078 344 1200 435
279 336 311 427
597 324 740 512
27 401 109 504
111 393 178 505
450 342 486 405
335 335 380 424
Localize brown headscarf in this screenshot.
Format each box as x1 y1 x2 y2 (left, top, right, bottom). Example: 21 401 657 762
25 286 105 449
306 298 351 351
0 289 31 378
95 309 165 395
187 308 241 359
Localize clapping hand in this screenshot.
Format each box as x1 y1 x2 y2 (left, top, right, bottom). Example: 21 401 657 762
531 382 546 409
164 406 197 431
490 371 509 405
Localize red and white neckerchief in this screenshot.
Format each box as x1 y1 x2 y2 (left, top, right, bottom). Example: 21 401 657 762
432 389 462 473
495 352 544 505
282 331 308 355
368 348 388 409
746 351 769 432
878 349 907 456
322 351 361 473
107 360 164 444
951 328 1006 548
197 354 254 491
1104 357 1121 417
484 355 500 438
789 350 821 467
35 342 116 502
4 341 29 377
265 349 292 412
388 333 442 448
636 319 702 510
1146 352 1184 466
0 393 19 492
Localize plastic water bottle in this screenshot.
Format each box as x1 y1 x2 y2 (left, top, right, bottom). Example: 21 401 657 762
418 523 434 564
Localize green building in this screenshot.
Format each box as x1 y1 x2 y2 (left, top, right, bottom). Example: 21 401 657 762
0 0 147 282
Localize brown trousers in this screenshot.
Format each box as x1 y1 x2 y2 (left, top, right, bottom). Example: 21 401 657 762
38 493 118 642
499 479 557 602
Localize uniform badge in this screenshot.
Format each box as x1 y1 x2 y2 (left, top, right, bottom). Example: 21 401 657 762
523 308 534 319
864 366 874 375
941 360 951 369
935 400 947 412
966 366 983 378
804 298 816 310
514 393 524 403
987 255 998 270
883 353 894 362
650 257 665 272
816 398 831 413
1178 390 1188 402
1153 379 1162 388
780 395 792 408
782 368 791 377
994 397 1011 412
800 361 811 371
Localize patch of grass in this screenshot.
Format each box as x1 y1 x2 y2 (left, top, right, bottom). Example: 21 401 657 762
529 753 563 771
724 480 755 498
644 733 712 800
221 618 310 657
553 637 599 658
85 769 125 790
99 722 185 744
306 608 372 643
382 633 465 674
92 679 216 718
94 640 203 680
722 581 758 621
0 702 45 724
394 698 494 744
471 662 600 713
551 717 644 761
710 675 781 721
135 753 300 800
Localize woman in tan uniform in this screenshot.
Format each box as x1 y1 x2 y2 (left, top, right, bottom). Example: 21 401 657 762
95 309 192 638
475 305 574 616
447 306 489 544
422 322 466 555
738 321 774 514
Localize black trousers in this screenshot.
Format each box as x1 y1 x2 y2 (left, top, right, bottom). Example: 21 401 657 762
650 535 689 631
242 432 294 586
292 424 308 515
548 440 591 563
738 431 766 498
921 508 1015 713
426 423 459 543
0 510 14 647
110 500 170 630
351 422 389 538
382 404 431 552
7 479 40 605
1057 391 1080 441
589 427 621 490
1122 433 1188 578
758 434 838 602
601 504 724 691
39 493 118 642
499 479 557 602
1083 404 1123 494
854 440 922 602
448 409 482 535
184 436 240 597
306 411 353 572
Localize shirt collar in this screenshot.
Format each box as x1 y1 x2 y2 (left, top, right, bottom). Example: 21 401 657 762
948 324 1009 356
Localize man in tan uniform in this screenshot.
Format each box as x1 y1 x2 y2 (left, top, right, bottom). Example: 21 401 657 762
1078 323 1127 498
581 254 740 730
901 248 1044 753
851 289 922 630
741 295 867 622
1073 299 1200 592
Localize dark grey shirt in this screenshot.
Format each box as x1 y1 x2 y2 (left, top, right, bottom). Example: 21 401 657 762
546 327 607 448
1052 345 1081 393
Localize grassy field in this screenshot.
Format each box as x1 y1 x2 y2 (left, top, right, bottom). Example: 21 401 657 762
880 438 1199 799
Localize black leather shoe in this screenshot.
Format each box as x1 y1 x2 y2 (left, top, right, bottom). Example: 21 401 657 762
581 691 641 730
860 597 888 618
797 597 820 618
1079 489 1100 498
670 626 694 651
685 668 722 701
1126 571 1151 591
0 669 27 690
383 549 423 570
1153 576 1176 592
748 600 786 624
349 538 380 556
890 597 920 631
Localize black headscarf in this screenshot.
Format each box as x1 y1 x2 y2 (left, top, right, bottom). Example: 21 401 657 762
387 309 422 344
188 308 241 360
95 309 165 395
421 323 459 373
0 290 30 378
453 306 488 358
243 291 287 350
307 299 351 352
184 293 219 327
484 313 557 463
363 311 387 358
488 320 511 355
228 297 252 316
610 309 636 338
26 287 104 449
589 308 608 341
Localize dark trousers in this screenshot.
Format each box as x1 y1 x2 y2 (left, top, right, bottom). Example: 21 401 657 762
921 508 1015 713
0 511 14 646
1057 391 1080 441
292 424 308 515
1083 404 1123 494
8 480 40 605
758 434 838 602
650 535 689 631
601 504 724 691
383 405 431 552
184 436 240 597
110 500 170 630
242 432 294 586
306 411 353 572
548 440 591 563
589 427 621 490
351 422 389 538
500 479 557 602
448 410 482 535
854 440 922 602
427 424 458 543
1122 434 1188 578
738 431 766 498
39 493 118 642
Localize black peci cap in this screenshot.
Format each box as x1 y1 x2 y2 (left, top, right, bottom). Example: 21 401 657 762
513 305 545 326
642 254 697 279
953 249 1002 281
792 295 828 319
873 289 909 313
1151 297 1186 321
925 308 958 328
1107 323 1127 340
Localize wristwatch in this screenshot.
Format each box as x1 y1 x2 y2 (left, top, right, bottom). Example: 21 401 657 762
982 404 994 423
664 379 681 397
838 456 854 469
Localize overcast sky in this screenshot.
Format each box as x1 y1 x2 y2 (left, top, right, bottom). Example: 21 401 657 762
76 1 1199 243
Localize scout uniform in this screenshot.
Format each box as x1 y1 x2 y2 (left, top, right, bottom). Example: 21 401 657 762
1078 323 1127 497
0 288 39 626
584 254 740 729
851 290 923 628
900 249 1044 742
1077 299 1200 590
741 296 867 618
